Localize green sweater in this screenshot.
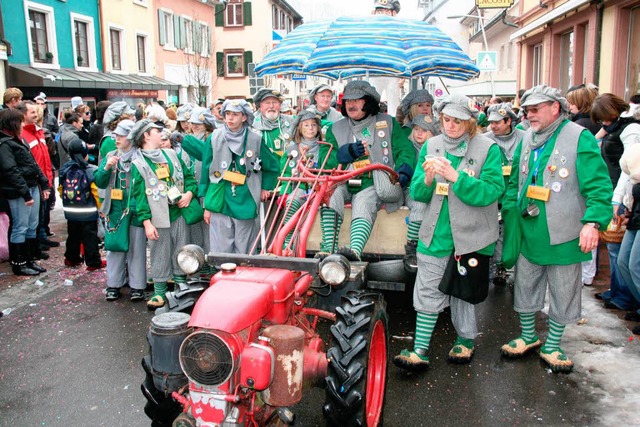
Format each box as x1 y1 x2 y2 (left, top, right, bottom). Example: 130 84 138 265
94 156 142 226
501 128 613 265
411 142 504 258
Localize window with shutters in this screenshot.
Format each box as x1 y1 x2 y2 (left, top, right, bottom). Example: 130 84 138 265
26 2 57 66
225 50 244 77
137 34 147 73
184 18 194 54
225 0 244 27
198 22 211 57
158 9 175 50
109 27 123 71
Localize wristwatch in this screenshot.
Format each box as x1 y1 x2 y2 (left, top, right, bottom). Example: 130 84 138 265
585 222 600 229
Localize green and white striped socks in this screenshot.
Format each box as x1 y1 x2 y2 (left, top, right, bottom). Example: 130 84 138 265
407 220 421 242
283 199 302 248
320 208 342 253
350 218 373 257
414 312 438 352
541 319 566 353
519 312 537 343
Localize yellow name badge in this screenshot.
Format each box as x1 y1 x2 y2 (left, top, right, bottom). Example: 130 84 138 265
353 159 371 170
526 185 551 202
110 189 123 200
155 166 169 179
502 165 512 176
435 182 449 196
222 170 247 185
375 120 388 129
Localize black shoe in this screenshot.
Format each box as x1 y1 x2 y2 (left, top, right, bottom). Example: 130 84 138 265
604 301 620 310
46 231 55 237
403 240 418 273
34 248 50 260
336 246 361 262
40 239 60 247
130 289 145 302
11 262 40 276
633 325 640 335
27 261 46 273
594 292 605 301
624 311 640 322
105 288 121 301
39 244 50 252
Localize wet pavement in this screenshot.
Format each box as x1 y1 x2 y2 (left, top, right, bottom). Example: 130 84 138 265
0 207 639 426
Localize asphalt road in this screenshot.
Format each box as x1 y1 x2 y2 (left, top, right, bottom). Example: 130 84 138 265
0 263 599 427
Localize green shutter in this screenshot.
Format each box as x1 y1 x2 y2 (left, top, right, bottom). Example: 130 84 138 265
179 17 186 49
158 10 166 46
217 52 225 77
205 25 212 56
215 4 224 27
243 2 252 26
194 22 201 53
173 14 181 48
244 50 253 76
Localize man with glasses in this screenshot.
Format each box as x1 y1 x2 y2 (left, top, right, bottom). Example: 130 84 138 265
252 88 294 191
500 85 612 373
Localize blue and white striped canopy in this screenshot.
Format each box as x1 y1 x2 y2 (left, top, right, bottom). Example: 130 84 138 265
256 15 479 81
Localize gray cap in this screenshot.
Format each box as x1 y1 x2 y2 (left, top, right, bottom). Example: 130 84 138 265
128 119 163 146
342 80 381 103
435 94 479 121
487 102 518 122
220 99 255 126
103 101 135 125
410 114 436 131
189 106 217 128
520 85 570 113
253 88 284 107
292 109 322 133
113 119 135 137
176 103 195 122
374 0 400 12
309 84 334 105
401 89 435 116
71 96 84 109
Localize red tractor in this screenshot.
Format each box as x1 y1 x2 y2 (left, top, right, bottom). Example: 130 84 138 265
141 151 397 426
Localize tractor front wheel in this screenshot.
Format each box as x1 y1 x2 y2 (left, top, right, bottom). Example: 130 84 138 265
323 290 389 426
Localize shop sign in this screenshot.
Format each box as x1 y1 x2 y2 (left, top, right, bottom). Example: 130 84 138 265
476 0 514 8
107 90 158 98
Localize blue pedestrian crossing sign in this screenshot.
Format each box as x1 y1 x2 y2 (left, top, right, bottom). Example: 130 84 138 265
477 51 497 72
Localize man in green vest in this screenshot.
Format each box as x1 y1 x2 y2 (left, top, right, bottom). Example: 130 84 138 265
500 85 612 372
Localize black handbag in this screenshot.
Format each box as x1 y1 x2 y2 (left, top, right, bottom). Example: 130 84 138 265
438 252 491 304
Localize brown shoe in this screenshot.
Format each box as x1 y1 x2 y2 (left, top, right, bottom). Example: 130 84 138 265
448 341 475 364
501 336 542 358
540 349 573 373
146 295 165 310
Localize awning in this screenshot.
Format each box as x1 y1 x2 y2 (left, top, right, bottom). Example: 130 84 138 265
510 0 590 40
9 64 180 90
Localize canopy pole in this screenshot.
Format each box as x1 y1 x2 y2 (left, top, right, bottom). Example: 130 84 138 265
438 77 450 95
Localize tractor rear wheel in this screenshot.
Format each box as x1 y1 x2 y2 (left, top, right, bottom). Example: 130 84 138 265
323 290 389 426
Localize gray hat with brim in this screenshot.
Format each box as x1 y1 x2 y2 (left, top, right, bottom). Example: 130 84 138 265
292 109 322 133
374 0 400 12
221 99 255 126
342 80 381 103
410 114 436 131
113 119 135 137
128 119 163 146
189 106 217 128
253 88 284 107
520 85 570 113
176 103 195 122
103 101 135 125
487 102 518 122
401 89 435 116
309 84 334 105
435 94 478 121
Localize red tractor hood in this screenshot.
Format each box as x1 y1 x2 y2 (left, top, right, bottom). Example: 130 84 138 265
189 280 274 333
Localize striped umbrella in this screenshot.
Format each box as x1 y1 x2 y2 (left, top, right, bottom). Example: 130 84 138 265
256 15 479 81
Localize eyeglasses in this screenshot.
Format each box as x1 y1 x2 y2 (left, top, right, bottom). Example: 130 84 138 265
83 111 91 115
523 102 553 115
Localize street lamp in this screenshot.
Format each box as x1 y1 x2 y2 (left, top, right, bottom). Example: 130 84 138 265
448 9 495 97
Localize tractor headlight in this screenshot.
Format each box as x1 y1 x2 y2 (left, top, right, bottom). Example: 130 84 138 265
318 254 350 287
177 244 206 275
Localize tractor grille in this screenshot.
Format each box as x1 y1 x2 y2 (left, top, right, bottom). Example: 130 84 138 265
179 331 234 386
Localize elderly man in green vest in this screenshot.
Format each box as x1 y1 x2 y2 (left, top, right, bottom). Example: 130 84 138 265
500 85 612 373
318 80 415 261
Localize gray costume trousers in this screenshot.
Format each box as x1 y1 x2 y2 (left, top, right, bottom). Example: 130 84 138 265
149 216 188 283
209 212 259 254
329 185 382 225
106 225 147 290
414 252 478 339
513 256 582 325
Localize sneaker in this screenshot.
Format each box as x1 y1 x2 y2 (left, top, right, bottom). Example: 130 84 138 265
86 260 107 271
393 349 430 372
130 289 145 302
105 288 121 301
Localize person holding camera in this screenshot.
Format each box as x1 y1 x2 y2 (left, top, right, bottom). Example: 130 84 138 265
500 85 612 372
